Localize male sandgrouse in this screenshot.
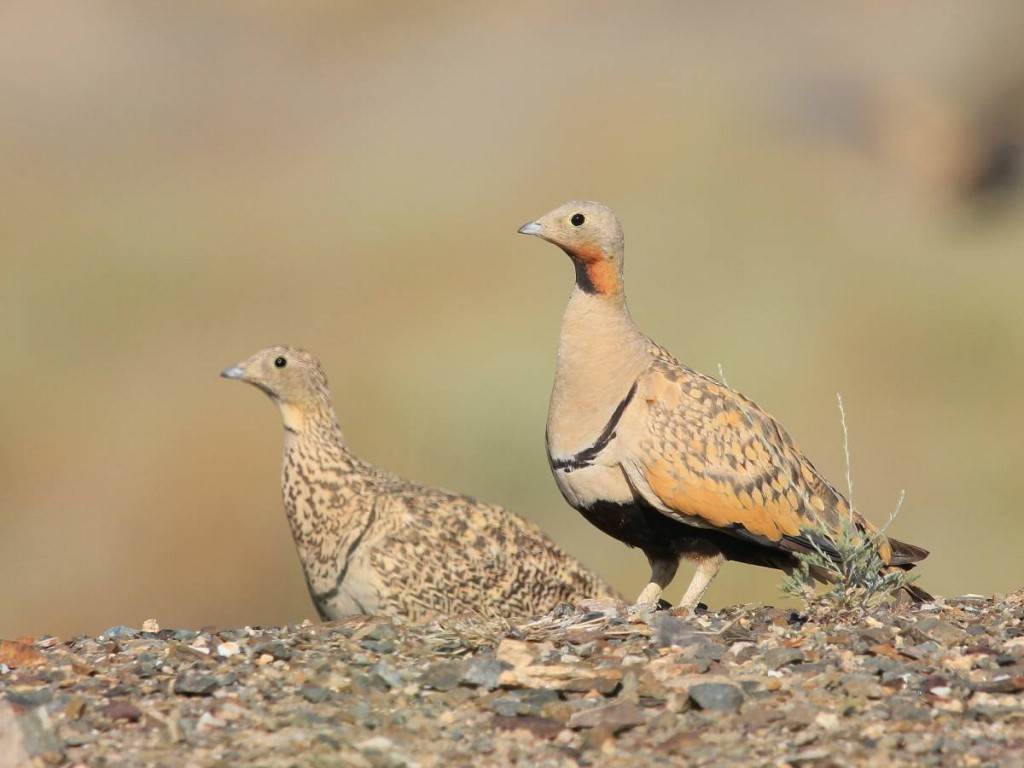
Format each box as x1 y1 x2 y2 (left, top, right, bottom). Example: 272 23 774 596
222 345 620 622
518 201 930 610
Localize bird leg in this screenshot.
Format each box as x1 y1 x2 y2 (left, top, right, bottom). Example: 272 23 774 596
634 555 680 607
677 551 725 611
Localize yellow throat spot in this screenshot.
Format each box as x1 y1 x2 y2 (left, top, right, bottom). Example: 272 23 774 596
280 402 308 433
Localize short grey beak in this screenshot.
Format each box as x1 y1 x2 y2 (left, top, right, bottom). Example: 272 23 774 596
221 365 245 380
517 221 542 236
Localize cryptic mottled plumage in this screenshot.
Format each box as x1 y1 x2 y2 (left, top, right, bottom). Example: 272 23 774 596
518 201 930 609
222 345 620 623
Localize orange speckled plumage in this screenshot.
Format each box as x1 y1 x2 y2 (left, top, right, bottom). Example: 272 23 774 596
519 200 928 609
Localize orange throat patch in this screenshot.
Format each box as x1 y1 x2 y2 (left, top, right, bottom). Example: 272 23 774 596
570 247 622 296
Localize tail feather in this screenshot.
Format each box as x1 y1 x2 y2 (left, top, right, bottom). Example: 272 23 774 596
885 536 932 602
807 563 933 603
901 581 934 603
887 536 930 566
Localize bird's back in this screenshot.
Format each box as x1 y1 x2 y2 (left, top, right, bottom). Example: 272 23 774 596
630 352 926 568
352 465 621 622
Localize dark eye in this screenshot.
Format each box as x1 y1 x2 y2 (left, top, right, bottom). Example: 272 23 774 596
571 213 585 227
274 357 287 368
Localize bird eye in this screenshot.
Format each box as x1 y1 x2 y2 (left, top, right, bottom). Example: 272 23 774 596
274 357 287 368
571 213 585 227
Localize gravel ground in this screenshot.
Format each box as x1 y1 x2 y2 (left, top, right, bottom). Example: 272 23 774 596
2 592 1024 767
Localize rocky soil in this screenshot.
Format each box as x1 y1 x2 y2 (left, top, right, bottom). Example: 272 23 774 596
2 593 1024 767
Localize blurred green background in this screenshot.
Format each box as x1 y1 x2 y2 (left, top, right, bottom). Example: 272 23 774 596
3 2 1024 640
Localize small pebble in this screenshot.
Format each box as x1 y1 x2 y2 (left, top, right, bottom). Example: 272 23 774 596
688 682 743 712
216 641 241 658
173 671 219 696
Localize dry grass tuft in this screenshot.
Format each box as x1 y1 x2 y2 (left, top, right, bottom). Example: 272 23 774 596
779 395 919 620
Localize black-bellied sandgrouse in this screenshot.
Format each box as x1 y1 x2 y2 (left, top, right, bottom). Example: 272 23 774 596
518 201 930 609
222 345 621 622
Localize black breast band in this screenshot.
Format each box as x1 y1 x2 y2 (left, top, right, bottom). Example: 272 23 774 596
549 380 638 473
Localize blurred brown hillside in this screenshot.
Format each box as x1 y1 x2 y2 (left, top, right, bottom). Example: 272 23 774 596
2 2 1024 639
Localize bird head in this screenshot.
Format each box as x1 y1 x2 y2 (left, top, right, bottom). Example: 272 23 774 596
517 200 625 295
221 345 333 433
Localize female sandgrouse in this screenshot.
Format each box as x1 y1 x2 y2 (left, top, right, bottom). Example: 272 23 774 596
222 345 620 623
518 201 930 610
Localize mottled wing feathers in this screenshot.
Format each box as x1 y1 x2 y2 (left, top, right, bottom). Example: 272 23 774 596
360 472 620 622
628 359 896 565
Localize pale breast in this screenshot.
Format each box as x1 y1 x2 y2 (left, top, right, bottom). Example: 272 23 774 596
552 462 635 510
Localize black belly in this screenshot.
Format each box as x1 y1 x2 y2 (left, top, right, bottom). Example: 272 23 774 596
579 499 798 572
